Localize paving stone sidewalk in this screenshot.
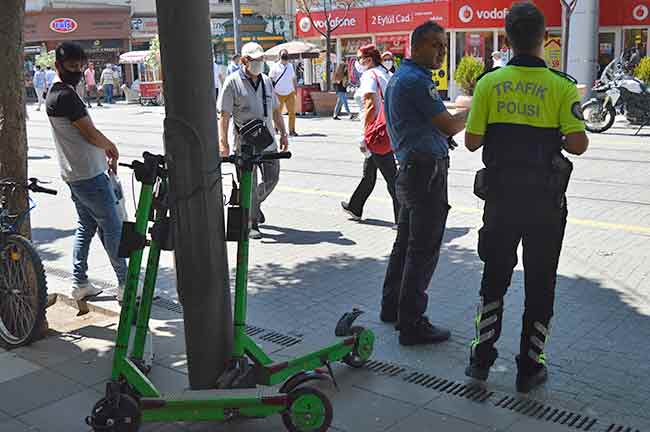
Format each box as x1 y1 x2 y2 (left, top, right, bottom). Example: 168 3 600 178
3 104 649 431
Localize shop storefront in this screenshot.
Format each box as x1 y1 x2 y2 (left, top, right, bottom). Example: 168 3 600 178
296 0 650 99
24 7 131 64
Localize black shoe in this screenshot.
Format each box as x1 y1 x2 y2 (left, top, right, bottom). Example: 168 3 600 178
399 317 450 346
379 307 397 324
258 209 265 225
289 131 298 137
465 358 491 381
333 116 341 120
340 201 361 221
515 355 548 393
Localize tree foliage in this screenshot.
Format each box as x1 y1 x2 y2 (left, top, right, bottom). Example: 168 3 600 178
35 50 55 69
455 56 484 96
145 35 160 71
634 57 650 85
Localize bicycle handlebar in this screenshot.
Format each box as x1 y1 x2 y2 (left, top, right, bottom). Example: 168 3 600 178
0 178 57 195
221 151 292 165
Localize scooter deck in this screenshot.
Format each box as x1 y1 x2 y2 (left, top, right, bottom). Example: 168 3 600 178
140 388 288 422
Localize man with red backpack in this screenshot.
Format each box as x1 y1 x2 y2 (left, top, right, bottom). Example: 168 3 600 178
380 21 468 346
340 44 399 225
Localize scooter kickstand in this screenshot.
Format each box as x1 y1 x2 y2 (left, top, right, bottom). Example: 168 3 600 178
325 361 339 391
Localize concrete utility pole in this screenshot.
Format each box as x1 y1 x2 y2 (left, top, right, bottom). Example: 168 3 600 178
562 0 599 92
155 0 232 390
233 0 242 54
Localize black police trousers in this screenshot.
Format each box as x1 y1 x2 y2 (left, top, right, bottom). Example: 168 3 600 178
471 196 567 373
382 155 450 328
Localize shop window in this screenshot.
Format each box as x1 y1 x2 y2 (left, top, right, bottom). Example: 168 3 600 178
455 31 494 72
598 33 616 76
624 29 648 56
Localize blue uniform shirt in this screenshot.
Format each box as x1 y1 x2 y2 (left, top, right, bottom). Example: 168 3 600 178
385 59 448 163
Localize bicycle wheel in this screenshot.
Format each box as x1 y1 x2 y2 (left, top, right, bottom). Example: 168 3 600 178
0 234 47 349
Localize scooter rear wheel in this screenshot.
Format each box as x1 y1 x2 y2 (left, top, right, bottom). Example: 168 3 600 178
282 386 333 432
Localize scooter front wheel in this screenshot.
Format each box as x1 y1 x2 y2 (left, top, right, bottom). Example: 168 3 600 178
282 386 333 432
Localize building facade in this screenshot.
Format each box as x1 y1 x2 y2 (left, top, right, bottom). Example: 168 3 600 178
295 0 650 98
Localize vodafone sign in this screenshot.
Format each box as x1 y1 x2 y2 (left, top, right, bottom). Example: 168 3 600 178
295 9 367 37
626 1 650 24
451 0 561 28
367 1 449 33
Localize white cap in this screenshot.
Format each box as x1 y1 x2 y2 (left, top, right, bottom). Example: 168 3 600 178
241 42 265 60
491 51 501 57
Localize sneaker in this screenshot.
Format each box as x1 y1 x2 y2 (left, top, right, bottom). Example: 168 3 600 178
465 358 491 382
258 209 266 225
333 116 341 120
515 355 548 393
289 131 299 137
399 316 451 346
340 201 361 221
71 282 103 301
249 228 263 240
379 307 397 324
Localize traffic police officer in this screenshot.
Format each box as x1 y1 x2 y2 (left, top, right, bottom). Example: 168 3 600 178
381 21 467 346
463 2 589 393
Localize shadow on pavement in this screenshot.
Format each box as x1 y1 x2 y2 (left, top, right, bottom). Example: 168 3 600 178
259 225 356 246
32 227 76 262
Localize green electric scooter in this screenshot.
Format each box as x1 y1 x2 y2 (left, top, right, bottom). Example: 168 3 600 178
87 150 335 432
216 146 375 391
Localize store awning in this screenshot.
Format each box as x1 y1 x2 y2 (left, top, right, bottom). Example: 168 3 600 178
119 50 149 64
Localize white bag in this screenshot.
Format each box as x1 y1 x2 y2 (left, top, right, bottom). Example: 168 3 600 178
109 172 128 222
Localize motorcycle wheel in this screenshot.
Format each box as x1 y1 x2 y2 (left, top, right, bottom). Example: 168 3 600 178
582 100 616 133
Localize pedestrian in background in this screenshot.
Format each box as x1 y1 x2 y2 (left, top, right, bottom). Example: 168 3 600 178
381 21 467 346
33 65 47 111
332 64 352 120
218 42 290 240
269 49 299 137
100 63 115 104
227 54 241 75
213 58 224 101
84 62 102 108
341 44 399 225
382 51 396 74
463 2 589 393
46 42 127 302
45 65 56 90
491 51 507 68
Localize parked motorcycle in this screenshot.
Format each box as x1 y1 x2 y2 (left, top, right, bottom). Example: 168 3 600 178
581 55 650 134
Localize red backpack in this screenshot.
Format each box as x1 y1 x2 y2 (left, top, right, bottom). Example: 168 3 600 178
363 73 392 155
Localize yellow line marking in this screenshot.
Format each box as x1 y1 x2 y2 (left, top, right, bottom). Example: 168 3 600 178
277 186 650 235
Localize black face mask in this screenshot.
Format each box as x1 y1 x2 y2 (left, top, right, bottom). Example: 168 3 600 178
60 68 82 86
281 54 289 61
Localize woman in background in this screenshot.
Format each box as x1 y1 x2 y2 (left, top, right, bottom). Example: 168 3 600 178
333 63 352 120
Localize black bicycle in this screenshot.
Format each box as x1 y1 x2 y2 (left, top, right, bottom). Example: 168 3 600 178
0 178 56 349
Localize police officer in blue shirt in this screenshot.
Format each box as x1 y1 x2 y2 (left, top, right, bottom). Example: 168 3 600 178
381 21 468 346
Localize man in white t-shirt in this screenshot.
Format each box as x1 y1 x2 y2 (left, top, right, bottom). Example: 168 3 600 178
269 49 298 136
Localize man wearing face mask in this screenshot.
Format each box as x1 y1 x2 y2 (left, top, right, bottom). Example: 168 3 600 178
218 43 290 240
46 43 127 302
381 51 396 75
269 49 298 137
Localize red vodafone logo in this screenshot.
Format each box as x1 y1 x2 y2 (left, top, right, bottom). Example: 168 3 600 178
458 5 474 23
299 16 312 33
633 4 649 21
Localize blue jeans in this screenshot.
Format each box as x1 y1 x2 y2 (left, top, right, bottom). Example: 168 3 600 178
334 91 350 116
103 84 114 103
68 173 127 285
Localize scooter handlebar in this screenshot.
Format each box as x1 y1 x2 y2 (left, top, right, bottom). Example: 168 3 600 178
220 152 292 165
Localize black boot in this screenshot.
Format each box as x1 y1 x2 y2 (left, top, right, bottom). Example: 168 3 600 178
515 355 548 393
465 346 497 382
399 316 450 346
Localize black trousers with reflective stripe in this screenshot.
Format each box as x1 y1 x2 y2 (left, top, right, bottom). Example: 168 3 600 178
474 195 567 372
